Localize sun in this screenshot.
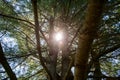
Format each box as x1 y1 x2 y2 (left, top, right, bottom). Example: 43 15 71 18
55 32 63 41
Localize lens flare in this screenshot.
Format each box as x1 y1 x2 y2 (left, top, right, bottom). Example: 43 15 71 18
55 32 63 41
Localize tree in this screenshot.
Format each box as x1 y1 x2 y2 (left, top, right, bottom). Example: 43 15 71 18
74 0 106 80
0 0 120 80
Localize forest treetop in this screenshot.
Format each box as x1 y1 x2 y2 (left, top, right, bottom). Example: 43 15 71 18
0 0 120 80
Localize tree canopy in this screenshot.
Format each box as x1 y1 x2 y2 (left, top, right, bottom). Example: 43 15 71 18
0 0 120 80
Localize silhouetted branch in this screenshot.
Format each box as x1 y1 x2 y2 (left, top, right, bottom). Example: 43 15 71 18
0 43 17 80
96 43 120 59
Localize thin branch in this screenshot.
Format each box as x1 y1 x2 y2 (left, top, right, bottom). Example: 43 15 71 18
12 57 28 71
71 3 87 20
100 53 120 60
68 23 83 49
0 12 49 47
0 71 5 73
0 13 34 27
26 69 44 79
96 44 120 59
7 53 32 60
88 76 120 79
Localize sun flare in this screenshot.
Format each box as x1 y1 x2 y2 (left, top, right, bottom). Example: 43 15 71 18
55 32 63 41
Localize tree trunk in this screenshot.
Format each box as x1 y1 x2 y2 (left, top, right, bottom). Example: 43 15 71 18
94 60 102 80
31 0 51 79
74 0 106 80
47 17 59 80
0 43 17 80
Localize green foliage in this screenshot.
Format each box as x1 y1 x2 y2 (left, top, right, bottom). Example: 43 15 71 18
0 0 120 79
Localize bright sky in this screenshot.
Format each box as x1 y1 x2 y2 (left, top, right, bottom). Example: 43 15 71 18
2 37 17 48
55 32 63 42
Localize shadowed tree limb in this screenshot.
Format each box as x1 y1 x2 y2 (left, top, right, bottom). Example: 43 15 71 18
31 0 52 79
0 13 34 27
0 12 49 47
0 43 17 80
87 43 120 79
96 43 120 59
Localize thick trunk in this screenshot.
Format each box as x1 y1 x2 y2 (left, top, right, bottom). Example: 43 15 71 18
74 0 106 80
0 43 17 80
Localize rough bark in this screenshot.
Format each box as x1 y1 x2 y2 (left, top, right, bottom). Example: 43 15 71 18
74 0 106 80
0 43 17 80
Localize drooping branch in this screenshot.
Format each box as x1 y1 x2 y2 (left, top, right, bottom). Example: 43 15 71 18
0 13 49 46
0 13 34 27
96 43 120 59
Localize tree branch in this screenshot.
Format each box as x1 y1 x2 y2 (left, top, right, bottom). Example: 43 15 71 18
0 12 49 48
0 43 17 80
31 0 51 79
0 13 34 27
96 43 120 59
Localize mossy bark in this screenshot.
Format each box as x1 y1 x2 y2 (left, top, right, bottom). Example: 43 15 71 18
74 0 106 80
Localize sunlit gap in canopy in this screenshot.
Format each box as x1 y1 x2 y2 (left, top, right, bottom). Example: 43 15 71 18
54 27 64 42
55 31 63 42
